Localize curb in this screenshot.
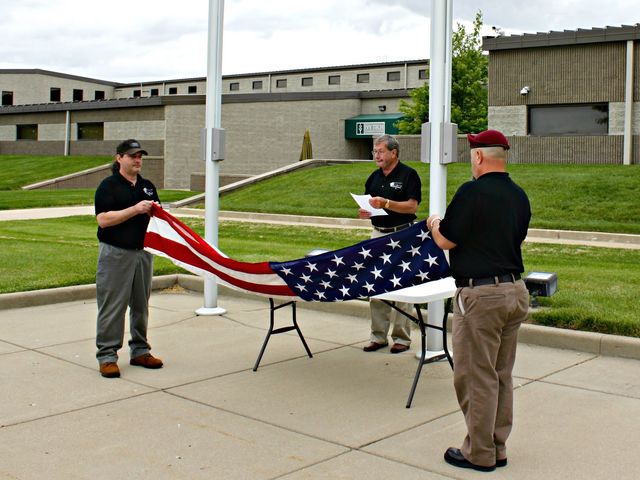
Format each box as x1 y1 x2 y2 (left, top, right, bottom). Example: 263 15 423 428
1 274 639 361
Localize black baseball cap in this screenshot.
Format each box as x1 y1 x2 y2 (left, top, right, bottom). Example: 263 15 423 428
116 139 148 156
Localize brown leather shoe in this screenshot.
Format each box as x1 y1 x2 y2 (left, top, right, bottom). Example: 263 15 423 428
363 342 387 352
390 343 410 354
99 362 120 378
130 353 163 369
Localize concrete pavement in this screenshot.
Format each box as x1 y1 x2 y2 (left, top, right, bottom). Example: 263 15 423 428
1 275 640 479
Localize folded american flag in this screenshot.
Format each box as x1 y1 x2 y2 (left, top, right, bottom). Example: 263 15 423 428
144 204 450 301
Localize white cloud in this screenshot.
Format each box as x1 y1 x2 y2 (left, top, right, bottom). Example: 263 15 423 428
0 0 638 83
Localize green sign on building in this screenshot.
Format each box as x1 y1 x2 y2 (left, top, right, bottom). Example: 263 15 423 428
344 113 405 139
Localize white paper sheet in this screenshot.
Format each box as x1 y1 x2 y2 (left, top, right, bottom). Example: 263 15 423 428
351 193 388 217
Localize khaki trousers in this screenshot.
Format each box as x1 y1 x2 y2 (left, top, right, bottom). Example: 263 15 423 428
368 228 412 346
452 280 529 467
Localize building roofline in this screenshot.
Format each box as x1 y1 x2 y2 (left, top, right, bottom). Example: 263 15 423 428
482 23 640 51
0 68 122 87
116 59 429 87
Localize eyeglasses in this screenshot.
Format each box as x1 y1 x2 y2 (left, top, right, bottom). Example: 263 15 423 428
371 149 388 156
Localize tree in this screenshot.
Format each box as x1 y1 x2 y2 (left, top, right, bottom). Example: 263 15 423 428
397 11 488 134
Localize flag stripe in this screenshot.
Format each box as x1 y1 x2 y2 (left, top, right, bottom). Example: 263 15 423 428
145 205 297 298
145 232 296 297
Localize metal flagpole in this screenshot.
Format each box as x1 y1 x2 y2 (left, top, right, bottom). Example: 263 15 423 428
419 0 454 360
196 0 227 316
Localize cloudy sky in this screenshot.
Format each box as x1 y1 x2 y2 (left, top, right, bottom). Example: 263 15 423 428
1 0 638 83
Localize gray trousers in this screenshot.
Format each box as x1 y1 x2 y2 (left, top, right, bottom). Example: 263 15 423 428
368 228 412 346
96 242 153 364
452 280 529 467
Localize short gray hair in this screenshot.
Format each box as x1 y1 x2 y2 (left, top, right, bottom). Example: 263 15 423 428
374 134 400 157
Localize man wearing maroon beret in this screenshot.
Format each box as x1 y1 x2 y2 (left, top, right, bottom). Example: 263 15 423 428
427 129 531 472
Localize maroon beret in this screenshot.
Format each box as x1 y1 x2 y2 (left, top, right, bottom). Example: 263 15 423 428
467 130 510 150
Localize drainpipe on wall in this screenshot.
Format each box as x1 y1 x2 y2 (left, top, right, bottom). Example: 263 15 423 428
64 110 70 156
623 40 634 165
404 62 408 90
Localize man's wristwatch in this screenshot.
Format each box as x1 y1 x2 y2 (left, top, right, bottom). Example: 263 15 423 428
384 199 390 209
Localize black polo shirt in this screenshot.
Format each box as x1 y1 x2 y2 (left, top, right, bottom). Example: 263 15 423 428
95 173 160 250
364 161 422 229
439 172 531 279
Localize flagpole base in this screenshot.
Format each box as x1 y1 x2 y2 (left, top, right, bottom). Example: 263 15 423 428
195 306 227 316
416 349 448 363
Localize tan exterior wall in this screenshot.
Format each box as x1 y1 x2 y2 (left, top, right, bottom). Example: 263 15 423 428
163 104 205 189
488 105 527 136
0 73 115 104
489 43 626 106
114 81 207 98
218 97 372 178
221 62 427 95
609 102 640 134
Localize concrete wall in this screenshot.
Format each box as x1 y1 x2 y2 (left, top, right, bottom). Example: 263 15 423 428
0 73 115 105
164 104 205 189
220 62 428 95
488 105 528 136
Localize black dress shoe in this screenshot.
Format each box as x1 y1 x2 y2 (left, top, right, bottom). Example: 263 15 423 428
363 342 387 352
444 447 496 472
496 458 507 467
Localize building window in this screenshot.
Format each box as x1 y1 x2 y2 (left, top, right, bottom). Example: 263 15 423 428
276 79 287 88
133 89 141 97
356 73 370 83
188 85 197 94
95 90 105 100
328 75 340 85
50 87 61 102
418 69 428 80
169 87 178 94
387 71 401 81
150 88 159 96
77 122 104 140
252 80 263 90
529 104 609 136
2 91 13 106
73 89 83 101
301 77 313 87
17 124 38 140
229 82 240 91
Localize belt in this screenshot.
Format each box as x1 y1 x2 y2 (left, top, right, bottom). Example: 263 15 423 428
455 273 521 288
373 223 412 233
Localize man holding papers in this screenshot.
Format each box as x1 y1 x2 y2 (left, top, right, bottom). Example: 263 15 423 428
357 134 422 354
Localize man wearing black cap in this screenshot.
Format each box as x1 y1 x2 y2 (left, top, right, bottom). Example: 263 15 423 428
94 139 163 378
427 129 531 472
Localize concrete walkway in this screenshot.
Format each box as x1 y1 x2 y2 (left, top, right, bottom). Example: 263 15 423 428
1 277 640 479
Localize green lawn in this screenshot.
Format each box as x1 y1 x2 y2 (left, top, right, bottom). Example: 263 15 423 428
0 216 638 338
0 155 111 190
218 162 640 234
0 154 197 209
